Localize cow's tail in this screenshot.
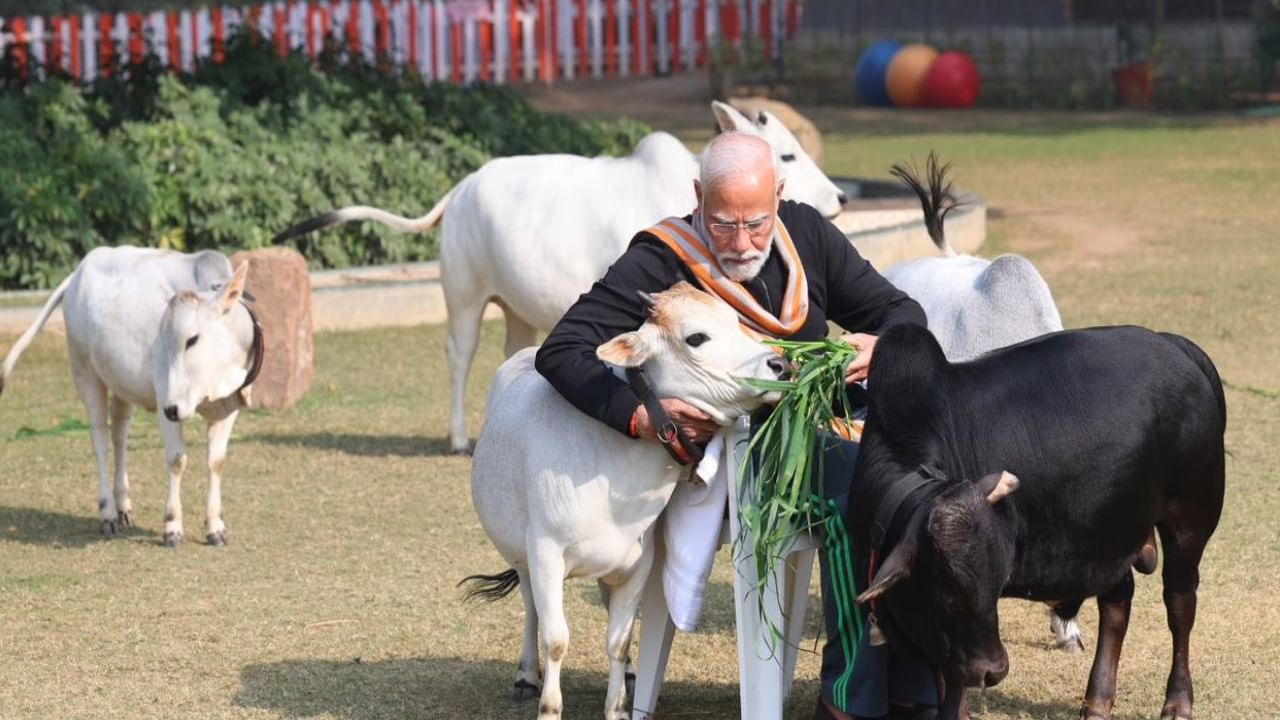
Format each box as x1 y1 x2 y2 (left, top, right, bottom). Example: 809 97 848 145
457 568 521 602
1 272 74 399
272 186 456 243
891 152 960 257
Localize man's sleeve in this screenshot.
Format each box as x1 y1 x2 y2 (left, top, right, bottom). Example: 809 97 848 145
535 238 684 437
815 208 927 333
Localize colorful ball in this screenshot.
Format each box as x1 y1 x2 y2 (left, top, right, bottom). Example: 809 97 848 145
853 40 902 107
922 51 982 108
885 43 939 108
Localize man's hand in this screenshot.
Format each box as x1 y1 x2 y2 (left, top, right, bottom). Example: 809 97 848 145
841 333 878 383
633 398 719 444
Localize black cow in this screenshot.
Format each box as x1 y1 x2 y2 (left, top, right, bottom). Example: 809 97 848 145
850 322 1226 720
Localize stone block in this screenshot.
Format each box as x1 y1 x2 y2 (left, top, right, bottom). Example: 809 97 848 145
229 248 314 411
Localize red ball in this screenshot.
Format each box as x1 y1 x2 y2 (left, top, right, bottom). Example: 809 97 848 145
922 51 981 109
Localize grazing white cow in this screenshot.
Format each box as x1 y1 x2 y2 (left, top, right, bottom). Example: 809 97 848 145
0 247 262 547
463 283 788 720
274 101 842 453
883 157 1087 654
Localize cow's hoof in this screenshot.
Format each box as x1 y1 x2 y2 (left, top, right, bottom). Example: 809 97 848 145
512 679 540 703
207 530 228 547
163 531 183 548
1079 703 1110 720
99 519 119 537
117 510 133 528
451 446 473 457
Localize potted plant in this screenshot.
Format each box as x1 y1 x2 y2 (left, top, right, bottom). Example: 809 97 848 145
1112 0 1159 107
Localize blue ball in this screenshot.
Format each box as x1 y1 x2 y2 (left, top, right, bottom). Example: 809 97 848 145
854 40 903 107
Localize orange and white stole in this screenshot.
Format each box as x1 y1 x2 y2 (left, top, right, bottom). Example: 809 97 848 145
642 214 809 340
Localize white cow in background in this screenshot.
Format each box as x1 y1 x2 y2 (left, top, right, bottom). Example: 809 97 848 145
883 155 1063 362
463 283 789 720
274 101 844 453
0 247 262 547
883 155 1085 653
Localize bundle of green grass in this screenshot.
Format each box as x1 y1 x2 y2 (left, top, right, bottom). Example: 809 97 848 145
739 338 866 655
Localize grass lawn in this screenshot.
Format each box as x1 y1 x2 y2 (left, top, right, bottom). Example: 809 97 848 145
1 109 1277 719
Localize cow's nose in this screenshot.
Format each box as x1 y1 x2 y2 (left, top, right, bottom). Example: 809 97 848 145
983 658 1010 687
837 191 849 208
766 355 792 381
163 406 180 422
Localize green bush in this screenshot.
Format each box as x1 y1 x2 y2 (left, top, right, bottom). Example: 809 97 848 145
0 34 651 290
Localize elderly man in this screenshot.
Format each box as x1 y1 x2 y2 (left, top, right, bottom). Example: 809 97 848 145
536 132 933 720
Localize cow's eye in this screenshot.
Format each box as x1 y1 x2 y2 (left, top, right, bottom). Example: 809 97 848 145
780 153 796 162
685 333 709 348
185 335 200 350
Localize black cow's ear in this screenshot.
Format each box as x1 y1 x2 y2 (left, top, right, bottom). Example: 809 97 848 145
857 538 915 604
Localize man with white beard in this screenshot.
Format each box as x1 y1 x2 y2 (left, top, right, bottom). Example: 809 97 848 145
536 132 933 719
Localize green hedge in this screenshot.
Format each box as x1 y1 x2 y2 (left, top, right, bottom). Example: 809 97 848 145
0 36 650 290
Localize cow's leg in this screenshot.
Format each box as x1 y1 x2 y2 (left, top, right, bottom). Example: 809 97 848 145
109 396 135 529
158 416 188 547
444 296 486 455
71 367 117 535
1158 498 1219 720
203 410 237 546
603 552 651 720
499 304 539 358
1049 598 1086 653
528 546 569 720
513 565 542 702
596 581 635 698
1079 573 1134 720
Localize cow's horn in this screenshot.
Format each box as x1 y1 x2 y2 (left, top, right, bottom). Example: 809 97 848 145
981 471 1020 505
636 290 659 309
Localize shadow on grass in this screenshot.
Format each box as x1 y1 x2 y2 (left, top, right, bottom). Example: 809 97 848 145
0 505 158 548
234 655 745 720
249 432 457 458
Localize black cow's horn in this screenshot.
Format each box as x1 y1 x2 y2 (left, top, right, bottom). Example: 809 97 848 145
980 471 1020 505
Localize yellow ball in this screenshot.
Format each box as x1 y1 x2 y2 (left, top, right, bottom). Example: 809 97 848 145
885 43 939 108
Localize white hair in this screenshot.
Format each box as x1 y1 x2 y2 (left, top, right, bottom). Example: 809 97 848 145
699 131 780 192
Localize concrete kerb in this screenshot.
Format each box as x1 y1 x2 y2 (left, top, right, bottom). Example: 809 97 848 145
0 181 985 335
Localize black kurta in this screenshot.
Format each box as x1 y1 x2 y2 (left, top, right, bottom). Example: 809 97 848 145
534 199 926 436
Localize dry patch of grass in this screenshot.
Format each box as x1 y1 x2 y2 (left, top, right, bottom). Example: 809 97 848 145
2 112 1278 719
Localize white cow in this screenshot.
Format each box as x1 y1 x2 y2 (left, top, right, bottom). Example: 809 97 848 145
464 283 788 720
882 156 1083 653
882 156 1063 362
0 247 262 547
274 101 843 453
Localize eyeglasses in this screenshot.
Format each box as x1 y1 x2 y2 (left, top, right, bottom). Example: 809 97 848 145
706 216 773 238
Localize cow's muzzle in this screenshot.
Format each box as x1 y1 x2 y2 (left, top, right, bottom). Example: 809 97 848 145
163 405 180 422
962 656 1009 688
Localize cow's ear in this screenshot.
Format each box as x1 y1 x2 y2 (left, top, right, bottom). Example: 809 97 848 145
218 262 249 314
597 330 652 368
711 101 752 132
857 538 915 604
979 471 1020 505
